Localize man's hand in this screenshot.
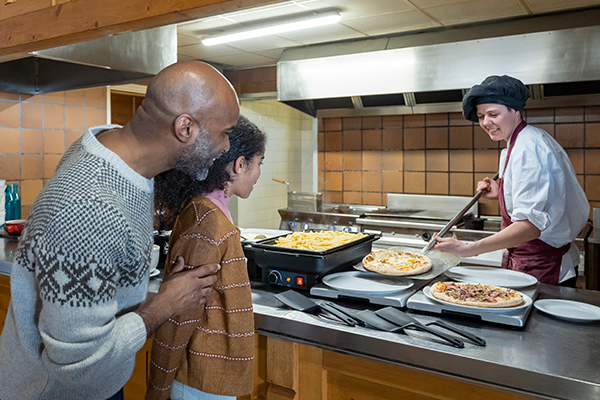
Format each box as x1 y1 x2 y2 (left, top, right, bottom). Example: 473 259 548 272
136 257 219 336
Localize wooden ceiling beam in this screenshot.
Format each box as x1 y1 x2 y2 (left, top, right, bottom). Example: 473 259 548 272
0 0 274 56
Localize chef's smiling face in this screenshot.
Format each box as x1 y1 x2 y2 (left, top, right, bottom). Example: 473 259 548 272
476 103 522 142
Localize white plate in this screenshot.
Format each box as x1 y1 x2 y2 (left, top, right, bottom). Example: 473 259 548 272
322 271 414 294
423 285 531 313
534 299 600 322
149 269 160 278
445 266 538 289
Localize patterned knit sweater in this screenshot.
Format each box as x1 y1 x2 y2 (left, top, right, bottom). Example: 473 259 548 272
146 196 254 399
0 126 152 400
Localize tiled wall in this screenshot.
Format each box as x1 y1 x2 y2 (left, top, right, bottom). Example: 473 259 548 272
0 88 107 218
318 107 600 216
234 100 316 230
225 67 317 230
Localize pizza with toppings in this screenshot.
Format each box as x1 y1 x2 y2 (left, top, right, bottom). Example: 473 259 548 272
362 249 432 276
430 281 524 308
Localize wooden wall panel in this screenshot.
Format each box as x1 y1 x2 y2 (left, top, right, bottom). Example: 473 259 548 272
0 0 275 56
0 0 53 20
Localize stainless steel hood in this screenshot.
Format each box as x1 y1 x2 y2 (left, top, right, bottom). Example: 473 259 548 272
278 14 600 118
0 25 177 94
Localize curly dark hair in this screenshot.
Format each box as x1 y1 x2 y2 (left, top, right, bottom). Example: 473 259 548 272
154 115 266 230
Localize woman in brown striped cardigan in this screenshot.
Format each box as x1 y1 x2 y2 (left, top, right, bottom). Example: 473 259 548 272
147 115 266 400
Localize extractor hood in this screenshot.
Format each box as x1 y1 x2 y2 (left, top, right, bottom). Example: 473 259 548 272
278 16 600 118
0 25 177 94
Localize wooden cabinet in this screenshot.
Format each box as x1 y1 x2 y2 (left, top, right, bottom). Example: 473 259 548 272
124 338 153 399
0 274 10 334
250 334 538 400
0 273 152 399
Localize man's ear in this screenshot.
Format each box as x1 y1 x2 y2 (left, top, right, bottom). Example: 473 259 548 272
232 156 246 174
173 114 196 144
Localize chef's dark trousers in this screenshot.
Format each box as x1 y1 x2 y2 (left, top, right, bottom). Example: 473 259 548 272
106 388 124 400
558 266 579 288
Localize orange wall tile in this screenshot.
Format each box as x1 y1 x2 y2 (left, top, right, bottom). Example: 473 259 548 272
0 101 20 128
343 171 362 192
319 106 600 212
0 88 107 218
0 128 19 153
21 129 43 153
343 151 361 170
342 130 361 150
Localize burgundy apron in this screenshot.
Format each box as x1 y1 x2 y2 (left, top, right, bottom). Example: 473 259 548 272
498 121 569 285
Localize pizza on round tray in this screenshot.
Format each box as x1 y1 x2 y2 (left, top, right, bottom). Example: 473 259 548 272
362 249 432 276
430 281 524 308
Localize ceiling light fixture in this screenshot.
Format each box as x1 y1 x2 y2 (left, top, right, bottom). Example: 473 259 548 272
202 10 341 46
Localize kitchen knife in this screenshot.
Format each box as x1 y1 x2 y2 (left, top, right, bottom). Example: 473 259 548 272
375 307 465 348
421 172 499 255
274 290 357 327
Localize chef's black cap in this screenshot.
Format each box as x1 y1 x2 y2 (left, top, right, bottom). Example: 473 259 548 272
462 75 530 122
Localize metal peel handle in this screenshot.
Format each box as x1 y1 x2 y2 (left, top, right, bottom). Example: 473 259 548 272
272 178 290 192
422 173 499 255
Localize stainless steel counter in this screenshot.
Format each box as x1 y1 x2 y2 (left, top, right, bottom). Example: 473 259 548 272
0 237 18 276
3 236 599 399
251 283 600 400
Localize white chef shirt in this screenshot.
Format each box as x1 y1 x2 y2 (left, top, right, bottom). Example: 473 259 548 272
500 124 589 282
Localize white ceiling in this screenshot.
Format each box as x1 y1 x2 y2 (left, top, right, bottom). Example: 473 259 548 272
176 0 600 70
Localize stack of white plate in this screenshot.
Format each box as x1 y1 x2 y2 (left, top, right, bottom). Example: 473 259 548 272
0 179 5 226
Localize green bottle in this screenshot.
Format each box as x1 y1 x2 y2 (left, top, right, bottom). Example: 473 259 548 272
5 184 21 221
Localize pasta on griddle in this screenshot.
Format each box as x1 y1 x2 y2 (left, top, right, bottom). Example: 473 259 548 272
274 231 366 251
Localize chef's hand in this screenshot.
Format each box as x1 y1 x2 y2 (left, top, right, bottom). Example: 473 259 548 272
432 234 476 257
476 177 499 199
136 256 219 337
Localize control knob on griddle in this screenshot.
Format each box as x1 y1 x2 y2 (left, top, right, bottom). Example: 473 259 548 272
268 270 282 284
420 231 432 241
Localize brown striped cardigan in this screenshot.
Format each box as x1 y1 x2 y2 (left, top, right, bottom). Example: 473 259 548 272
146 196 254 399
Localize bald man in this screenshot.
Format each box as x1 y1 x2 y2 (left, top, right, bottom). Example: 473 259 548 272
0 61 240 400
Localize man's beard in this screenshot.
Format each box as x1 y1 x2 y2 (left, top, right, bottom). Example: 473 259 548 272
174 125 214 181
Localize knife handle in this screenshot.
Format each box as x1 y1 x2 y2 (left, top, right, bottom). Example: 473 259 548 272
427 321 486 347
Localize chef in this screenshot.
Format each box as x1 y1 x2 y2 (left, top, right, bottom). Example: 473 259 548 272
433 75 589 286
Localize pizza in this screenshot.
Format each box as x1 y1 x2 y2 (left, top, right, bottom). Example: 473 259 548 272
430 281 524 308
362 249 432 276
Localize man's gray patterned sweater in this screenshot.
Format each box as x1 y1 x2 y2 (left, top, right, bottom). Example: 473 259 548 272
0 125 154 400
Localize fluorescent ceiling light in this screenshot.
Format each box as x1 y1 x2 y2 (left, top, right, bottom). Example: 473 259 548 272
202 11 341 46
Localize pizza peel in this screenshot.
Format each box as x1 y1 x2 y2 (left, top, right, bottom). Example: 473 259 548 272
375 307 465 348
352 247 459 280
375 307 485 347
325 303 464 348
274 290 357 327
421 172 499 255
